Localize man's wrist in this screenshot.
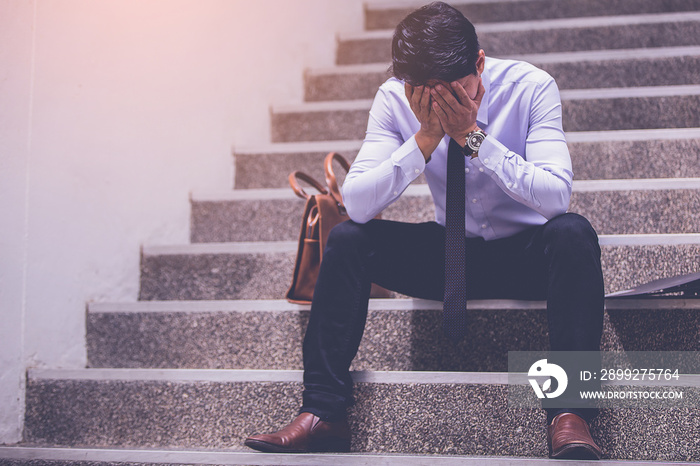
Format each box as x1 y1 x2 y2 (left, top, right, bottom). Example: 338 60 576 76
460 127 487 158
415 129 443 162
453 124 480 148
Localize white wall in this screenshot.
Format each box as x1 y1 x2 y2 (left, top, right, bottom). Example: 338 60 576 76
0 0 364 443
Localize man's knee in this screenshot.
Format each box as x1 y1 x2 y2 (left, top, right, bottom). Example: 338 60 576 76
542 213 600 254
326 220 370 248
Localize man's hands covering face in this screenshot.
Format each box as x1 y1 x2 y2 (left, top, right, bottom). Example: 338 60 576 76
405 78 485 160
405 84 445 140
431 78 485 144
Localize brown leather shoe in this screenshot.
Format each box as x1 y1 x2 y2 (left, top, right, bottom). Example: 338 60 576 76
547 413 603 460
244 412 351 453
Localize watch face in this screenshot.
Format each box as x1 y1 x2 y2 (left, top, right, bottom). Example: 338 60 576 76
467 131 485 151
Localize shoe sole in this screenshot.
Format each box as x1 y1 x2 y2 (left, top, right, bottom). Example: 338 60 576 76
244 437 351 454
550 442 603 460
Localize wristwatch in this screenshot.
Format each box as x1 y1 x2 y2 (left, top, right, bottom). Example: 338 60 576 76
461 129 487 157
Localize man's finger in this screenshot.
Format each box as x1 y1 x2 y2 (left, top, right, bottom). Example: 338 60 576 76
432 101 448 121
451 80 470 105
411 85 426 108
419 85 432 111
433 85 460 111
405 83 414 102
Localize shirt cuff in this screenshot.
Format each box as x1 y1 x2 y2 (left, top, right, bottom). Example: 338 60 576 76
391 135 426 180
470 135 509 172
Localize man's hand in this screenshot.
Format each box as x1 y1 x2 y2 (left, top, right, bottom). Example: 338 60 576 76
405 83 444 161
431 78 485 145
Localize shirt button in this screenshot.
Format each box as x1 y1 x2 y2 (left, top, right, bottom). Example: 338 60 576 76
472 199 478 204
483 158 490 164
414 168 420 174
393 191 398 196
465 168 470 173
481 224 488 229
507 183 514 189
478 167 484 173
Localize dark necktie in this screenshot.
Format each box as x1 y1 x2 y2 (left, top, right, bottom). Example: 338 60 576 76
443 138 467 343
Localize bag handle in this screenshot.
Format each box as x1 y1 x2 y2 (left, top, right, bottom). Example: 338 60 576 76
288 171 327 200
324 152 351 206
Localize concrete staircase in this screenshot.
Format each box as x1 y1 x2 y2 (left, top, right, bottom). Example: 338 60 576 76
3 1 700 464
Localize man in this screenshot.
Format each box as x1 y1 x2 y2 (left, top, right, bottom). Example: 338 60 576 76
246 1 604 460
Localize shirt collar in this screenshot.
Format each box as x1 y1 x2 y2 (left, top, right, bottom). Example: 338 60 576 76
477 59 491 127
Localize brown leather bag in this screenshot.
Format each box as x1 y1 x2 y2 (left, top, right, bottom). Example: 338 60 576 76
286 152 391 304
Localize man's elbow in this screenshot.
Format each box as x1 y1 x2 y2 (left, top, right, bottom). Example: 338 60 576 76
344 200 374 224
541 190 571 219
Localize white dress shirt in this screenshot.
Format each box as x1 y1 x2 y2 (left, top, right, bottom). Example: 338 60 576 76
342 57 573 241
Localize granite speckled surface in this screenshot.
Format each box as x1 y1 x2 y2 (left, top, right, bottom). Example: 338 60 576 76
190 189 700 243
23 378 700 461
306 56 700 102
269 96 700 144
86 304 698 371
562 96 700 133
234 150 358 190
87 308 553 372
337 22 700 65
191 195 435 243
364 0 700 30
601 245 700 295
139 245 700 300
570 139 700 180
139 252 295 301
231 139 700 190
271 109 368 143
306 68 391 102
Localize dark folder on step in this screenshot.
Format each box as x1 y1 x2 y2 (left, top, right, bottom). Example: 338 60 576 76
606 271 700 298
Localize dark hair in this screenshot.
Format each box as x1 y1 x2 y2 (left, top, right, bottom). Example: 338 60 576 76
390 2 480 85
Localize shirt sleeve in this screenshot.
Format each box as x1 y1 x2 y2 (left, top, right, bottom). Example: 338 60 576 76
342 85 427 224
471 76 573 219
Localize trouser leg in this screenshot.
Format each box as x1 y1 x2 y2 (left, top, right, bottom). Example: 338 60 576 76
301 220 446 421
527 213 605 422
300 213 604 422
457 213 604 421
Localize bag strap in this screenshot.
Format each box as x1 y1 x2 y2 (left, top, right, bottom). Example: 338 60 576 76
324 152 351 206
288 171 327 200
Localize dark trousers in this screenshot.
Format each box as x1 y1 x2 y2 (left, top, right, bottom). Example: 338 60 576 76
301 213 605 422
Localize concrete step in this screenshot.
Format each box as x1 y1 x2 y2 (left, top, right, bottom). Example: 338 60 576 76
270 86 700 142
3 447 698 466
7 448 697 466
87 299 700 371
233 130 700 189
363 0 700 30
138 236 700 300
338 12 700 65
191 179 700 243
306 47 700 101
21 369 700 461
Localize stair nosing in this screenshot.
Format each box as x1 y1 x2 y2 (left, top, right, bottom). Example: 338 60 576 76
273 85 700 114
232 129 700 155
194 178 700 202
340 11 700 41
234 139 363 155
27 368 509 384
26 367 700 388
88 298 700 315
141 234 700 257
560 84 700 101
308 46 700 77
364 0 541 12
5 446 695 466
